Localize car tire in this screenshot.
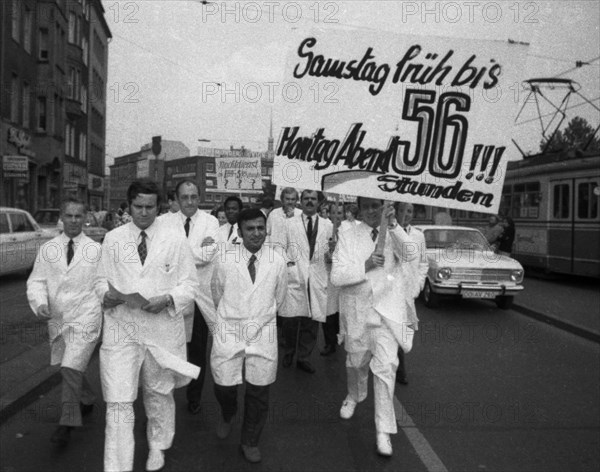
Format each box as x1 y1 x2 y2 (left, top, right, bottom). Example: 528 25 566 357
495 295 514 309
422 280 440 308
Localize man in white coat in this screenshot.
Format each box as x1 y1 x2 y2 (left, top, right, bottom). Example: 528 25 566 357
217 196 243 247
95 180 199 472
160 180 220 415
395 202 428 385
266 187 301 251
280 190 333 373
27 199 102 447
210 208 287 463
331 197 417 457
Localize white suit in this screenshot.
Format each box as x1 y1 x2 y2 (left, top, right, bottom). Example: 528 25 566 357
280 214 333 323
95 221 199 472
403 225 428 327
331 221 416 434
211 245 287 386
159 210 220 340
266 207 301 253
27 232 102 371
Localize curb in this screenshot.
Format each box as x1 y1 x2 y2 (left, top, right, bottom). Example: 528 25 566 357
512 303 600 344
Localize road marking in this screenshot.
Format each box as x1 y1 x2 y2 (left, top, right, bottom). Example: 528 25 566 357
394 396 448 472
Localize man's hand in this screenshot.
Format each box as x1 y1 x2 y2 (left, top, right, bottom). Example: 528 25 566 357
201 236 215 247
365 252 385 272
37 304 51 319
142 295 171 314
103 292 124 309
383 202 397 227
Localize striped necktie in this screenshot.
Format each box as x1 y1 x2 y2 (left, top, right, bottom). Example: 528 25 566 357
138 231 148 265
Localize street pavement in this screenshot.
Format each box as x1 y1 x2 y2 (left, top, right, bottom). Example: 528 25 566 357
0 272 598 471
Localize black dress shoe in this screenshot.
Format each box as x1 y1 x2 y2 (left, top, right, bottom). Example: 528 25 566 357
50 426 73 447
282 354 293 368
80 403 94 416
188 400 202 415
296 360 315 373
320 345 336 356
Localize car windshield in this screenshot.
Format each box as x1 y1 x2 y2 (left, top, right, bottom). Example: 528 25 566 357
34 210 60 224
424 229 491 251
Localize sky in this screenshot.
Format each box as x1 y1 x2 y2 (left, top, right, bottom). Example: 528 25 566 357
102 0 600 167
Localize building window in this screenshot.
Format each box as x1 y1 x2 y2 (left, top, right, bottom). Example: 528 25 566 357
11 74 19 123
79 133 87 162
206 178 215 187
23 7 32 52
22 83 30 128
68 12 76 43
37 97 47 131
215 195 222 202
206 163 215 172
81 85 87 112
206 194 213 202
39 28 49 60
12 0 21 43
82 37 88 65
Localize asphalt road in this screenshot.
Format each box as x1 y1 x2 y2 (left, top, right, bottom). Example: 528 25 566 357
0 277 598 471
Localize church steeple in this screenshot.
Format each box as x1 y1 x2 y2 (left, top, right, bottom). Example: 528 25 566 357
267 108 274 157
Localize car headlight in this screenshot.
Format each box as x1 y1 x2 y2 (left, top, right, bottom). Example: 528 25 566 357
437 267 452 280
510 269 524 283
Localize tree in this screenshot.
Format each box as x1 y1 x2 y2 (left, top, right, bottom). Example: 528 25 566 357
540 116 600 153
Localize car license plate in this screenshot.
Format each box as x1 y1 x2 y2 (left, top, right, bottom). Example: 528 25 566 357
462 290 496 299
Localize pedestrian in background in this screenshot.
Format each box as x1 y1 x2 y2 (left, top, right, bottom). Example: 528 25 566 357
218 196 243 246
331 198 417 457
210 208 287 463
483 215 503 251
280 190 333 374
498 216 516 256
95 180 199 472
161 180 220 417
266 187 301 252
27 198 102 448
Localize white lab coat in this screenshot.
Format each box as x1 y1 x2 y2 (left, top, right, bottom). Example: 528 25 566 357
331 222 417 353
266 207 302 253
210 245 287 386
27 232 102 372
159 211 220 340
402 226 428 328
95 221 200 403
217 222 240 246
280 214 333 323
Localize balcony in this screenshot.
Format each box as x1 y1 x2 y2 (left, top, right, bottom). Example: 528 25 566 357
65 98 84 119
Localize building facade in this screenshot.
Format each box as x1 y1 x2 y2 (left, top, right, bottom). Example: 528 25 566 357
0 0 110 212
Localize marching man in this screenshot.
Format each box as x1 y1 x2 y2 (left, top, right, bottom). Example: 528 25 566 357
27 198 102 447
210 208 287 463
331 197 417 457
95 180 199 472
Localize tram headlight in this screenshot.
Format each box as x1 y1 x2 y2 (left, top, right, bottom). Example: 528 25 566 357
510 269 524 283
437 267 452 280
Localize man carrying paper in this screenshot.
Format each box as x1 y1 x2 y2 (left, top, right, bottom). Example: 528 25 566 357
95 179 199 472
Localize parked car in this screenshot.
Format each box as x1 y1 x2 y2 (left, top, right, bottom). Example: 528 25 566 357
415 225 525 309
34 208 107 243
0 207 56 276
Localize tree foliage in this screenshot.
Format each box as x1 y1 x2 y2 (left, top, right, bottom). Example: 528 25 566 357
540 116 600 153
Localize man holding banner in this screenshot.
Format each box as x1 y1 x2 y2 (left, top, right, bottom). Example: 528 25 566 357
331 197 416 457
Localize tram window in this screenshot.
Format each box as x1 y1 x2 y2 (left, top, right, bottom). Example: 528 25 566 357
514 181 541 218
577 182 599 219
553 184 570 219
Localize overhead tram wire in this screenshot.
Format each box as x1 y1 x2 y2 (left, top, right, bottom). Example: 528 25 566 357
515 96 600 126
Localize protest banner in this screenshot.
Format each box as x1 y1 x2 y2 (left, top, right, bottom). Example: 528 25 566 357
215 156 262 193
273 28 528 213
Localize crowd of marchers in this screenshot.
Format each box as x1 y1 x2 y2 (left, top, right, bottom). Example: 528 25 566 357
26 180 428 472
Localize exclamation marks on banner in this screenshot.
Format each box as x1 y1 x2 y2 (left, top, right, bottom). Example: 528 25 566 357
465 145 505 184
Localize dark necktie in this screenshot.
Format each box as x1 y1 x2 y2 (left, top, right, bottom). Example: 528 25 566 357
371 227 379 242
306 216 315 260
138 231 147 265
67 239 74 265
228 224 234 241
248 254 257 283
184 217 191 237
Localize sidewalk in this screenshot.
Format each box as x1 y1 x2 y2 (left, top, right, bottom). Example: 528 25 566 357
1 274 598 424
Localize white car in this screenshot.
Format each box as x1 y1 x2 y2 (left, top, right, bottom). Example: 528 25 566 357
0 207 56 276
415 225 525 309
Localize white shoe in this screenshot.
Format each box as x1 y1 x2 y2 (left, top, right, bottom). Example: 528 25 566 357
339 396 357 419
376 432 393 457
146 449 165 471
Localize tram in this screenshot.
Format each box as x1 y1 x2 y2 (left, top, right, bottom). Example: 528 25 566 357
411 151 600 278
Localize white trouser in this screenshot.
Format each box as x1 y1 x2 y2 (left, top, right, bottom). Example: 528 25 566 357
103 354 176 472
346 324 399 434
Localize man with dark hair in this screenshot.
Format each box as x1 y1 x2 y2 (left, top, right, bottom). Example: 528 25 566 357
218 195 243 246
332 197 417 457
27 198 102 447
166 190 180 214
259 196 274 218
95 179 199 471
211 208 287 463
279 189 333 373
161 179 220 416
